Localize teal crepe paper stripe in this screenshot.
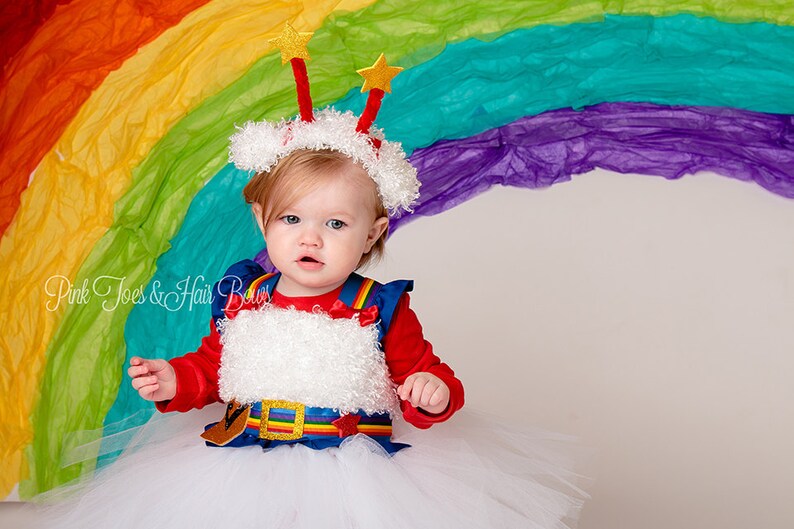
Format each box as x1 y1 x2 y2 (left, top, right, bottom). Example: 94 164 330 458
106 13 794 448
373 14 794 147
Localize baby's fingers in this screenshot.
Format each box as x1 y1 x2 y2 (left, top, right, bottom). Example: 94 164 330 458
131 375 157 392
397 373 418 400
427 387 447 407
419 380 441 406
138 383 160 400
409 377 429 407
127 364 149 378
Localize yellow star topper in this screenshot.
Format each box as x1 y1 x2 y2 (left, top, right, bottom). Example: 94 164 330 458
268 23 313 65
356 53 404 93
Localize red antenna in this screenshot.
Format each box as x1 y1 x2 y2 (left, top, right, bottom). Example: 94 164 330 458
269 24 315 122
356 54 404 134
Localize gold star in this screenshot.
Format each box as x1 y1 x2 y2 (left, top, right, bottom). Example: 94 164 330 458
356 53 404 93
268 23 313 65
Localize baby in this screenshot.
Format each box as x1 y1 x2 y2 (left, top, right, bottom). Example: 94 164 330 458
129 148 465 451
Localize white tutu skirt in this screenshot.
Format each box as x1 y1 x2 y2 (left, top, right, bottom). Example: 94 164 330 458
34 404 588 528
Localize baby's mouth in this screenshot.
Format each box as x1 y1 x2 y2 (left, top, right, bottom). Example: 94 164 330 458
297 255 324 269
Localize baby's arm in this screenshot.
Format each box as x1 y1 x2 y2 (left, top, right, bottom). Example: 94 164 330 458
383 294 464 427
130 319 224 412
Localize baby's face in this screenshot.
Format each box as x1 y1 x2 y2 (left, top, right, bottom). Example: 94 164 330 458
260 164 387 297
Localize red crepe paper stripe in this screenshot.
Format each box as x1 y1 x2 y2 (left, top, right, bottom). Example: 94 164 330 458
0 0 74 70
0 0 211 236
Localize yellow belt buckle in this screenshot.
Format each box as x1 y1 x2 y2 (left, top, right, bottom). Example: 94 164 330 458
260 399 306 441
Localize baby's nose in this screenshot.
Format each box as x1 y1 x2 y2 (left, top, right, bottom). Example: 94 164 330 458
299 227 322 247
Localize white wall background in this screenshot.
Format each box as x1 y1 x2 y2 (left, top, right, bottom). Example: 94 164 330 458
367 168 794 529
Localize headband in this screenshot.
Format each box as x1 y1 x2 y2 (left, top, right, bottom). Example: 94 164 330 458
228 24 420 213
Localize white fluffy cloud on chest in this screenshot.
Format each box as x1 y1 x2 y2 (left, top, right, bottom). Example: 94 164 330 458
217 305 398 415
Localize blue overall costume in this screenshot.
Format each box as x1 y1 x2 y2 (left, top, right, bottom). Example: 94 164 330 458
204 259 412 454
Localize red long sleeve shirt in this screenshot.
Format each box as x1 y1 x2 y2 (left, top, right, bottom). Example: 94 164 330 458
156 285 464 429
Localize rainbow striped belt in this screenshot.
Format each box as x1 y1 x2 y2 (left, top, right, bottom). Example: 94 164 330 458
247 399 393 440
205 399 410 455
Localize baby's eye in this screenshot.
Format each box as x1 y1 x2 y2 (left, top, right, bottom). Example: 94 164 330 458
281 215 300 225
326 219 346 230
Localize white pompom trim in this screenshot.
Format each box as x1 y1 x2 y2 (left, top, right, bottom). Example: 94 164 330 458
229 108 420 213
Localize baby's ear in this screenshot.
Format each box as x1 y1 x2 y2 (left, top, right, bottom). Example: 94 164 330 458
366 216 389 250
252 203 266 236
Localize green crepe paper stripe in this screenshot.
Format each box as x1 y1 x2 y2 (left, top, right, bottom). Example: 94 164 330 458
24 4 794 496
113 12 794 456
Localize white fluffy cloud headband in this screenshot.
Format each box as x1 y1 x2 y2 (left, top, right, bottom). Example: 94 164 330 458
227 24 420 214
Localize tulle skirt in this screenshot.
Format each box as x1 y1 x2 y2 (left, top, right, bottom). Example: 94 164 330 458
33 404 588 529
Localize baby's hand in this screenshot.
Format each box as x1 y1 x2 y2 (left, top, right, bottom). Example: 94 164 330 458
397 372 450 415
128 357 177 402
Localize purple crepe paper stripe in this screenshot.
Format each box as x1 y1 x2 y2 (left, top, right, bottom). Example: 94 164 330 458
256 101 794 267
391 102 794 229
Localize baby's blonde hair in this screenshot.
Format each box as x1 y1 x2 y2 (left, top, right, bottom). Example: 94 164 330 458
243 149 389 268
